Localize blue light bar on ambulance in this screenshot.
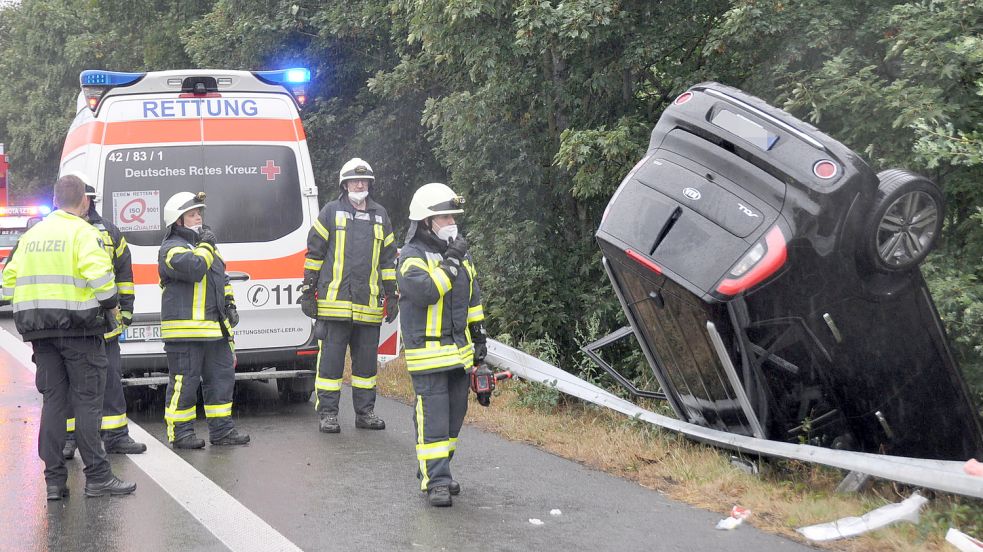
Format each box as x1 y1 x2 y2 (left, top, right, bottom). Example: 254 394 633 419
251 68 312 108
80 70 145 112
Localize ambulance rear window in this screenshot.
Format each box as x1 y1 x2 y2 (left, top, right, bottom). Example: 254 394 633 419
103 145 302 246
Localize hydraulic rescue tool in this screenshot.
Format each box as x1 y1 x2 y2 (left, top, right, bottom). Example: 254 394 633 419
469 362 513 406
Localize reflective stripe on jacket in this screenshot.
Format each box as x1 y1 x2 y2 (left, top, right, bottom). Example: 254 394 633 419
397 233 484 374
90 211 134 340
304 196 397 325
158 225 235 342
1 210 118 341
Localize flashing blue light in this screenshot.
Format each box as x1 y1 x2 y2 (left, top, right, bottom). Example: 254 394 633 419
39 206 51 215
80 70 144 87
253 68 311 85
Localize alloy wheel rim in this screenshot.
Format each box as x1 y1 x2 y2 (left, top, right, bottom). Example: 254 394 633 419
876 190 939 266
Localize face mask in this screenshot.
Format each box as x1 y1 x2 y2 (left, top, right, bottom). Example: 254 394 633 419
187 224 203 233
348 191 369 203
435 224 458 243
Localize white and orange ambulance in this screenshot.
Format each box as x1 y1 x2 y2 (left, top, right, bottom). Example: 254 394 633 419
58 69 328 400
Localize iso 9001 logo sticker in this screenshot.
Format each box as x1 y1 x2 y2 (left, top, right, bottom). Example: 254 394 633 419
683 187 701 201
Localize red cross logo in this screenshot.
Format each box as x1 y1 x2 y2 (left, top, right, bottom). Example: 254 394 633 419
260 160 281 181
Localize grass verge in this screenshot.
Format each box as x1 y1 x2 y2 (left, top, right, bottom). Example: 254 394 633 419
375 356 982 551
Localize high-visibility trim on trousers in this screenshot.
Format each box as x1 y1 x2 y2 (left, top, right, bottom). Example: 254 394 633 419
101 413 128 430
416 440 452 460
316 377 342 391
405 345 462 372
204 402 232 418
416 396 430 491
351 375 377 389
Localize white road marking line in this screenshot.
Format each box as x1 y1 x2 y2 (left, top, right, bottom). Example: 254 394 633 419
0 328 302 552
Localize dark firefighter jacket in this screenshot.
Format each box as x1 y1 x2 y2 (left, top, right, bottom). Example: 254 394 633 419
88 207 134 340
158 225 235 342
1 209 118 341
303 195 397 325
396 230 484 374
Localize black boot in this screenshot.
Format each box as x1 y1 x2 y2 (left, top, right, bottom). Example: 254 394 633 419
172 435 206 449
105 435 147 454
84 476 136 497
319 415 340 433
449 480 461 496
46 484 69 501
355 411 385 430
62 439 77 460
211 429 250 446
427 485 452 507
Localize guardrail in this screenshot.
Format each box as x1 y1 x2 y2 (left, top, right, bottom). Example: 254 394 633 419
485 339 983 500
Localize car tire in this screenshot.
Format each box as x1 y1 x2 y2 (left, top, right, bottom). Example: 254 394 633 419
862 169 943 272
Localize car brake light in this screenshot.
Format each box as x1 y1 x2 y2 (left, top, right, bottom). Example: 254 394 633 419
674 91 693 105
626 249 662 275
813 160 838 179
716 226 787 296
80 70 144 112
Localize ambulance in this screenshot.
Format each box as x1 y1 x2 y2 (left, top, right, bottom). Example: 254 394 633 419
58 69 325 401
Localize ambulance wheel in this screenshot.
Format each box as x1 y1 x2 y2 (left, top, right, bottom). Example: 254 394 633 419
862 170 943 273
278 376 315 403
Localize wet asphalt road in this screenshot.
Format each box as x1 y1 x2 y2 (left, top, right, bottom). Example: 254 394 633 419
0 314 814 552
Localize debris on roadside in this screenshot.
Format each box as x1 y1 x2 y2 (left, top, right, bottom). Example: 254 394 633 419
549 509 562 516
715 505 751 530
529 518 544 526
797 492 928 541
964 459 983 477
946 527 983 551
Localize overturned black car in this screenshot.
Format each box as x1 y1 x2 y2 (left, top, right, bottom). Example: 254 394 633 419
595 82 983 461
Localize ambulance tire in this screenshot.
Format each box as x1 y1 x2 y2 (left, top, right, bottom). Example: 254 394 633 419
277 374 315 403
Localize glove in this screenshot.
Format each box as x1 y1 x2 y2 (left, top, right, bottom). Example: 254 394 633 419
470 322 487 362
299 279 318 319
198 226 217 247
384 293 399 323
121 311 132 327
225 303 239 328
444 235 469 262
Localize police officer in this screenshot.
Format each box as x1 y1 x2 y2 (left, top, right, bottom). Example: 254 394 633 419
397 183 487 507
62 179 146 458
2 174 136 499
159 192 249 449
300 157 398 433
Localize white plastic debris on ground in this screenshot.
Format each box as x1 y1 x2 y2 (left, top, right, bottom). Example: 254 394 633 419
796 492 928 541
715 506 751 530
550 509 562 516
528 519 544 526
947 527 983 551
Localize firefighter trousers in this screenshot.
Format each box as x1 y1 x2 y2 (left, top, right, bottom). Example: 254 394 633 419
411 368 470 491
65 338 129 446
314 320 380 416
163 339 236 443
33 336 112 485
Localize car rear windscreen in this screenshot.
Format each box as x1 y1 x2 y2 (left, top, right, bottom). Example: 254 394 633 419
102 144 302 246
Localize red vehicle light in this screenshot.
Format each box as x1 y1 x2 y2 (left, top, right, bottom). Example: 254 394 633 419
813 160 838 179
626 249 663 275
296 348 319 357
716 226 787 296
674 92 693 106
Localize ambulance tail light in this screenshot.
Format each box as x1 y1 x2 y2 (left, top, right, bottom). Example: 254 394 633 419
252 68 312 108
80 70 144 112
714 225 787 297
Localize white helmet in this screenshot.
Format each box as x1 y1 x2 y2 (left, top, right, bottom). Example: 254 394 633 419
408 183 465 221
163 191 206 227
339 157 374 190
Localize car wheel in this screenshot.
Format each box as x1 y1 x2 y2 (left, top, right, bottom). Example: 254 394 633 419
863 169 943 272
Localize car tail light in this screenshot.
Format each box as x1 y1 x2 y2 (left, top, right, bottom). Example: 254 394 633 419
674 91 694 105
813 160 838 179
296 347 319 357
626 249 663 275
716 226 787 296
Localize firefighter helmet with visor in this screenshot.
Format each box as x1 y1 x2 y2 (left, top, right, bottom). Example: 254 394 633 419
408 183 465 221
163 191 207 227
339 157 375 191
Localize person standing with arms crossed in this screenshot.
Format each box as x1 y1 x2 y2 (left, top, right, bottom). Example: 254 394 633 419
62 178 146 459
397 183 488 507
2 174 136 499
158 191 249 449
300 157 398 433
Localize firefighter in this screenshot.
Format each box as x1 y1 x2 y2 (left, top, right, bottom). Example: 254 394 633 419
62 180 146 458
2 174 136 498
159 191 249 449
397 183 487 507
299 157 398 433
